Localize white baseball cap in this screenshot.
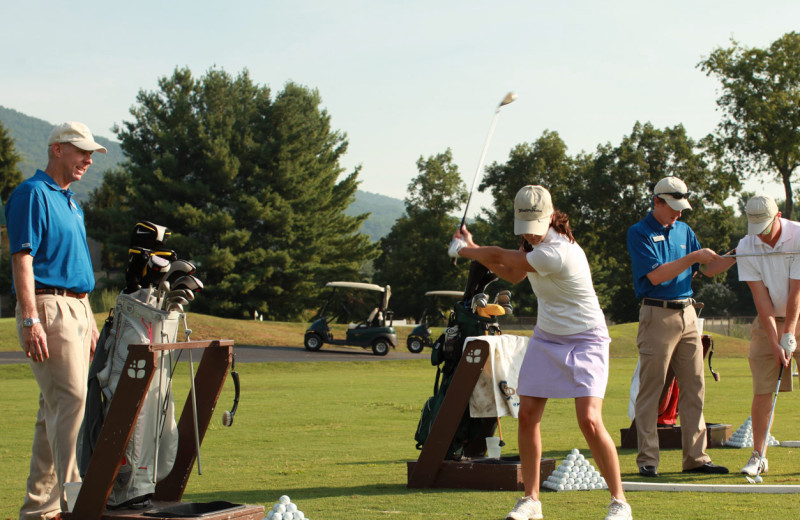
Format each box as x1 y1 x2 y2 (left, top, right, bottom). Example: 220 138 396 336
745 195 779 235
654 176 691 211
514 185 553 235
48 122 107 153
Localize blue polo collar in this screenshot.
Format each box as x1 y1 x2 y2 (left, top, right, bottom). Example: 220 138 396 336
35 169 75 198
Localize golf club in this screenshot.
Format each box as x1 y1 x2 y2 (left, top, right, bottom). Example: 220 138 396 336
171 274 204 293
166 260 197 284
222 357 240 427
746 364 784 484
451 91 517 265
167 289 195 302
722 251 800 258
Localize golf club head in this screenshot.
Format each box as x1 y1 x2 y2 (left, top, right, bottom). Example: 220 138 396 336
165 259 197 284
167 296 189 307
172 274 204 293
499 92 517 107
130 221 171 250
140 255 171 287
167 289 195 302
166 302 184 313
222 370 240 427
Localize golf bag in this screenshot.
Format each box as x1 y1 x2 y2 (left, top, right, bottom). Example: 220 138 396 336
78 291 182 507
414 261 502 459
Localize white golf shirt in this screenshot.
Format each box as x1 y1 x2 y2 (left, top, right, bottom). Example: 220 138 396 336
736 218 800 317
525 228 605 335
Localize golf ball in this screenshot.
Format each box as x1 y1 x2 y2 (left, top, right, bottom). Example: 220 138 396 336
267 511 275 520
295 512 305 520
284 513 294 520
755 476 763 483
274 504 286 514
280 496 291 504
273 514 283 520
566 454 576 462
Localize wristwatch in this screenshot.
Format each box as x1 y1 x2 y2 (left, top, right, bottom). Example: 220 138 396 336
23 317 41 328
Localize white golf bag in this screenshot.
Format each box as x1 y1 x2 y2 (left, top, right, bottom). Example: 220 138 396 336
92 291 182 507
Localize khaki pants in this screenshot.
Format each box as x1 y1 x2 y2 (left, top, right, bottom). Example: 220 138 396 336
749 316 799 395
634 303 710 470
17 295 92 520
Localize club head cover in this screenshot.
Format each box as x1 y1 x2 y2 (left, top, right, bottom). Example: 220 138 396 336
477 303 506 318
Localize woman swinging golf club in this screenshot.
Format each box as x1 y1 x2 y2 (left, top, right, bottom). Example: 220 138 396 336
449 185 631 520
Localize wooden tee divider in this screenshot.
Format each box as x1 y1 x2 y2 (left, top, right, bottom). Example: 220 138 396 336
61 339 264 520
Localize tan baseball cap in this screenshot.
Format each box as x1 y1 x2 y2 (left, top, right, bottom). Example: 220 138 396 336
47 122 107 153
745 195 779 235
654 176 691 211
514 185 553 235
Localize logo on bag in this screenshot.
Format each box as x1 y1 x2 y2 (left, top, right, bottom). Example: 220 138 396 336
499 380 517 400
465 347 481 364
127 359 147 379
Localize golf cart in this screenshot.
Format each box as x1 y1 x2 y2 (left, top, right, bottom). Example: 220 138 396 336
406 290 464 354
304 282 397 356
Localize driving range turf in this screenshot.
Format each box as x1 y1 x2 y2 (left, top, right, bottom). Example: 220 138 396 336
1 317 800 519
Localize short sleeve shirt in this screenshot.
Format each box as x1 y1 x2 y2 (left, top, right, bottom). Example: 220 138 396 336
627 212 701 301
525 228 606 335
5 170 95 293
736 218 800 318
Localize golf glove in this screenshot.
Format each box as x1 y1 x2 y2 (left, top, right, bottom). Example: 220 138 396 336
448 237 467 258
780 333 797 355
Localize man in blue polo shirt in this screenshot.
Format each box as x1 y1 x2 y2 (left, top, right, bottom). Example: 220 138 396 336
6 121 103 519
627 176 729 478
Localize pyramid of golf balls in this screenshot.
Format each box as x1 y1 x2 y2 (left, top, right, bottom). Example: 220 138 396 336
264 495 308 520
724 417 779 448
542 449 607 491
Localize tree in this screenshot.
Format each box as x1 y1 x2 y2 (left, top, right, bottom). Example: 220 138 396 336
373 149 468 318
86 67 376 319
699 32 800 218
0 120 22 204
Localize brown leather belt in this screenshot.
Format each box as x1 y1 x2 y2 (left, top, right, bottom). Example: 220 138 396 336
642 298 693 310
35 288 87 299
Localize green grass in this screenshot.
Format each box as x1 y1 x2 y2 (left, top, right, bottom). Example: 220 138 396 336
2 319 799 519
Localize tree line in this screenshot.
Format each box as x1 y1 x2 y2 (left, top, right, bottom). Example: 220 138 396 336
1 32 799 323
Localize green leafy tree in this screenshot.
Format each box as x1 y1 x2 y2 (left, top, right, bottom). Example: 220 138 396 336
373 149 468 318
0 120 23 203
86 67 376 319
699 32 800 218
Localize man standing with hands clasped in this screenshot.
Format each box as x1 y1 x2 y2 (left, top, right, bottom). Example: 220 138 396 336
627 176 729 477
706 195 800 477
6 122 102 519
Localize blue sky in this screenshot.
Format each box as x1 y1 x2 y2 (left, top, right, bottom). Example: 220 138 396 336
2 1 796 214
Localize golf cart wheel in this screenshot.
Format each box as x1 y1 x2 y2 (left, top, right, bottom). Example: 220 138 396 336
304 333 323 351
407 336 425 354
372 339 390 356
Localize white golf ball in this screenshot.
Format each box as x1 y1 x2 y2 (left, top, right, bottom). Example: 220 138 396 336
279 496 291 504
273 514 283 520
284 513 294 520
566 454 576 462
755 475 763 483
274 504 286 514
295 512 305 520
267 511 275 520
557 483 565 491
286 504 298 513
576 453 585 461
571 448 580 455
564 460 574 468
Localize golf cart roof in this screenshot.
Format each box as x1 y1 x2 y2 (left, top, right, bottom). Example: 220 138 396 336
326 281 386 292
424 290 464 298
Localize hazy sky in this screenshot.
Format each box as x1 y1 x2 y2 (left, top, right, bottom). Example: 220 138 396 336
2 1 796 214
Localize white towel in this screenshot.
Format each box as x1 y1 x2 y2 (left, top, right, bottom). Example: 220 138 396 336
463 335 529 418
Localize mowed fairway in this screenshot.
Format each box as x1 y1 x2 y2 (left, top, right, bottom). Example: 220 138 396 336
2 317 800 519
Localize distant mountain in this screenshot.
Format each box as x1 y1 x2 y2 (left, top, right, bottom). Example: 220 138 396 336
0 105 404 240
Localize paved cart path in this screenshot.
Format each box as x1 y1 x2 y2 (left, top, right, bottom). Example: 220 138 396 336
0 344 425 365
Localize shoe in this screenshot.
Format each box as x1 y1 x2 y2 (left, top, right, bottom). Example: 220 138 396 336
683 461 729 474
740 450 768 476
506 496 543 520
638 465 658 477
605 497 633 520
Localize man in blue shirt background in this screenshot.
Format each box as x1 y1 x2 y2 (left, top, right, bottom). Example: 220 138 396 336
6 121 103 519
627 176 728 478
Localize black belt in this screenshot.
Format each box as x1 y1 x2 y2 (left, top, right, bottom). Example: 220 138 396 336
35 288 87 299
642 298 692 310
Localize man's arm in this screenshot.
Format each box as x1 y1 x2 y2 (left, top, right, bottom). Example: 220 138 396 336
700 256 737 277
12 251 48 362
747 280 789 366
782 278 800 338
645 248 721 286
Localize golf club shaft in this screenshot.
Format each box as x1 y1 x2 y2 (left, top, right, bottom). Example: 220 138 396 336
460 107 502 229
756 364 784 479
722 251 800 258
